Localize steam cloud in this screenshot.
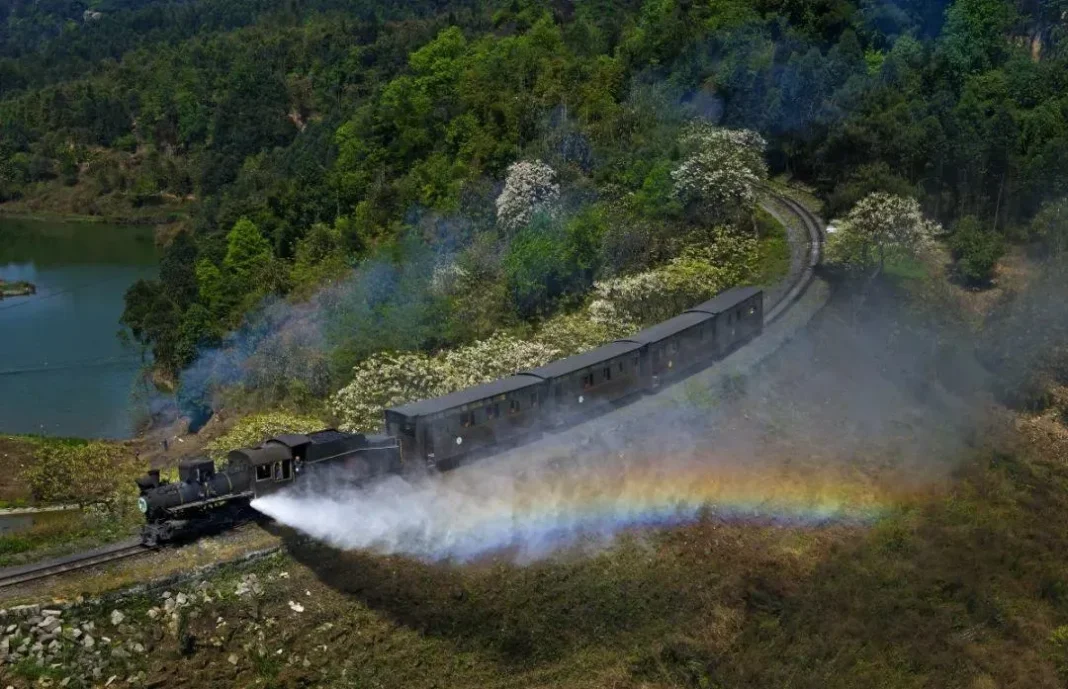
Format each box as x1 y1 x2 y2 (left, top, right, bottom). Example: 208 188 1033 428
252 296 984 564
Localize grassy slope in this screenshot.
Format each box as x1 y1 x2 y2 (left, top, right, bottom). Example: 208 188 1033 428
13 423 1064 689
753 205 791 285
0 435 141 567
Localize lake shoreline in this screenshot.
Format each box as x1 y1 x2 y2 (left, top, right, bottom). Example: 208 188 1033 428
0 280 36 298
0 205 187 228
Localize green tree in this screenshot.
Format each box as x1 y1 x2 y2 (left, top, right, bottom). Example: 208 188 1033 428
224 217 275 297
948 215 1003 285
1032 198 1068 256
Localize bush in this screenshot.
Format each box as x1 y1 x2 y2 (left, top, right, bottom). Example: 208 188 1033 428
949 216 1003 286
21 441 142 508
1032 198 1068 257
589 227 756 328
330 334 561 432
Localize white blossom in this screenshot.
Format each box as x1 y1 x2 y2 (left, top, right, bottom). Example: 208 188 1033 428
589 229 757 328
825 192 940 276
671 123 768 215
495 159 560 232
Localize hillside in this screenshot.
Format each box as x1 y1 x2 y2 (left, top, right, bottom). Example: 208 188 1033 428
2 0 1067 419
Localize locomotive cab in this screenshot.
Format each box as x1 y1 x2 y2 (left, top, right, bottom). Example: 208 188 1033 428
179 458 215 484
226 441 296 498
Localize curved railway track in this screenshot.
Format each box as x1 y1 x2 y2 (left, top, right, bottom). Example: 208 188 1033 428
0 540 151 590
761 188 825 326
0 190 824 591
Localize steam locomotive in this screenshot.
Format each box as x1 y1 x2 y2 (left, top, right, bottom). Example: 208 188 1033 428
136 286 763 545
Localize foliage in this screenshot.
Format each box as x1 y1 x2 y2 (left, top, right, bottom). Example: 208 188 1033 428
671 123 768 223
0 0 1063 405
495 160 560 233
1032 198 1068 257
205 412 328 462
589 228 757 328
825 192 940 279
949 215 1004 286
330 334 561 432
20 441 142 508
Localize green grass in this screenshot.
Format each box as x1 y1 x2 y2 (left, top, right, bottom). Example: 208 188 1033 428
0 509 141 567
96 435 1068 689
753 206 791 285
885 255 928 281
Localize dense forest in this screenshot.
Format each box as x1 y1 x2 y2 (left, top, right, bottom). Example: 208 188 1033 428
2 0 1068 413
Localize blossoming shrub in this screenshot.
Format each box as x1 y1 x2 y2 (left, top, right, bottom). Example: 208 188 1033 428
330 334 561 431
329 223 759 432
589 229 757 328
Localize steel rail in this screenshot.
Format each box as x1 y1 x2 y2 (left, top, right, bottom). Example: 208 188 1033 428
0 540 151 590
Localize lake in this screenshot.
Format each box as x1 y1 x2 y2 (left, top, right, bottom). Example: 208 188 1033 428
0 218 158 439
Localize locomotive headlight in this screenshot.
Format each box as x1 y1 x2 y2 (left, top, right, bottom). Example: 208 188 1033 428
137 497 148 514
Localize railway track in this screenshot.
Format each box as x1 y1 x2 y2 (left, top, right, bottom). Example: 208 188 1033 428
0 190 824 591
0 539 151 590
761 188 825 326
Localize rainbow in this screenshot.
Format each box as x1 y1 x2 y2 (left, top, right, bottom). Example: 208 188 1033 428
253 448 911 563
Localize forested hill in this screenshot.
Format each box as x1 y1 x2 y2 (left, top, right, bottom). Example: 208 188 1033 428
2 0 1067 400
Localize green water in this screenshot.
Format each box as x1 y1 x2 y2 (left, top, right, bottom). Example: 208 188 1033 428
0 218 158 438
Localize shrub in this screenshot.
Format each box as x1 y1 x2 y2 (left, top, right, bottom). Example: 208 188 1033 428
589 228 756 328
948 216 1003 286
1031 198 1068 256
21 441 142 508
330 334 561 432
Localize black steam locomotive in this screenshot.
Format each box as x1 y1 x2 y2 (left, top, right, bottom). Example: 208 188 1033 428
136 286 763 545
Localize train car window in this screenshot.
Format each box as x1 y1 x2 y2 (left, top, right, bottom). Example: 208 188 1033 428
486 403 500 420
582 373 594 389
618 361 625 373
603 366 611 381
461 412 474 427
509 399 520 415
281 460 292 480
727 313 733 324
749 305 757 316
256 464 272 481
531 393 540 407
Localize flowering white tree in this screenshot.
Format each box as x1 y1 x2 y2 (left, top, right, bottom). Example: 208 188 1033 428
826 192 940 280
671 123 768 218
495 159 560 233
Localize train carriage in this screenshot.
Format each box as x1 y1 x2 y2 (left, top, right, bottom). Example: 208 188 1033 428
687 286 763 354
385 374 547 469
524 341 644 423
619 311 719 388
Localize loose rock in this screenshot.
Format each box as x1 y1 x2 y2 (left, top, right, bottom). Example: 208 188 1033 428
110 610 125 626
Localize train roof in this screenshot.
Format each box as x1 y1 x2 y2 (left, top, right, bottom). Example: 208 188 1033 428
618 311 714 345
523 341 642 380
386 374 545 419
687 286 762 315
227 441 291 467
